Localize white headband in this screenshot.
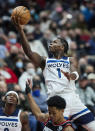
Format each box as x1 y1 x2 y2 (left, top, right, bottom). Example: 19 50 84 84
5 91 19 102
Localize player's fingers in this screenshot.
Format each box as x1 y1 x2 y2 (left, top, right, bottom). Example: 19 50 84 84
16 16 20 25
11 16 17 25
27 79 31 84
61 70 65 74
61 70 70 80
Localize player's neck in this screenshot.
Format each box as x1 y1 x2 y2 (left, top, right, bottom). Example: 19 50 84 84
53 52 64 59
4 104 16 116
54 117 66 125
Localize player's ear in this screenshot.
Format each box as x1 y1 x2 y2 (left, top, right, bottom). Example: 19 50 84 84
62 109 64 113
3 96 6 102
61 45 64 50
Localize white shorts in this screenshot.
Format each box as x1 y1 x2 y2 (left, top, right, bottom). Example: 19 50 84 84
48 92 92 121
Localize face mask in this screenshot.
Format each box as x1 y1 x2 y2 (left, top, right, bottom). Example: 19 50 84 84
30 9 35 15
27 68 36 76
16 61 23 68
9 38 17 44
32 90 40 97
55 7 63 12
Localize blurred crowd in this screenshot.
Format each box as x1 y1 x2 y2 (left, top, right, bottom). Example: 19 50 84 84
0 0 95 131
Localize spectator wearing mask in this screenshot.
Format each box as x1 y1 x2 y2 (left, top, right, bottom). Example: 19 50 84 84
14 58 24 78
6 31 21 51
19 62 36 92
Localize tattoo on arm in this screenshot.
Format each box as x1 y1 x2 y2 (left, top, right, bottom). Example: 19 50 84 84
21 112 30 131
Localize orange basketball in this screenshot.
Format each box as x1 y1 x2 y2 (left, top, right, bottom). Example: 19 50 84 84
11 6 31 25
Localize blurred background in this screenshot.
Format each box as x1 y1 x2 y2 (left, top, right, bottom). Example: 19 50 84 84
0 0 95 130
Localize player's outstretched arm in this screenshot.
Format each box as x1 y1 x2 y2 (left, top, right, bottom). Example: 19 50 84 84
11 16 45 69
25 80 49 122
20 111 30 131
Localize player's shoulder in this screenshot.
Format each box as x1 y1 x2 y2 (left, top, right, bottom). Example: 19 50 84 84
64 125 74 131
62 56 69 60
20 111 28 118
63 120 74 131
20 111 29 124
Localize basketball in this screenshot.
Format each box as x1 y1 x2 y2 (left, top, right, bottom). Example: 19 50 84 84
11 6 31 25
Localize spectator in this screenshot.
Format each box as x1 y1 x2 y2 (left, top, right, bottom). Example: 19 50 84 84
85 65 94 75
14 58 24 78
86 29 95 55
4 45 19 70
88 73 95 91
19 62 36 92
6 31 21 51
76 74 95 114
0 34 9 59
29 40 48 57
0 62 18 84
0 81 7 107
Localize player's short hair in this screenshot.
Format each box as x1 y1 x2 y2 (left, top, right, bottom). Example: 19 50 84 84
47 95 66 110
58 37 69 54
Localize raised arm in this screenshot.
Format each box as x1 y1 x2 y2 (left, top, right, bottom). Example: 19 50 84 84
11 16 46 69
25 81 49 122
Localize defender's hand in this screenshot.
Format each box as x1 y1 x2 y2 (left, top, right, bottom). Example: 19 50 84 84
25 79 32 95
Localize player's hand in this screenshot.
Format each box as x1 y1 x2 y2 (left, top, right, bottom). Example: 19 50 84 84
61 70 70 81
70 73 76 80
25 79 32 95
11 16 23 31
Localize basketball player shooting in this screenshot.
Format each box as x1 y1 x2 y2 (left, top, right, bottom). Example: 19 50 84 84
12 10 95 131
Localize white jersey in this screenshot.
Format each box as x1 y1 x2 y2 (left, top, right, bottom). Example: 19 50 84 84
43 57 76 96
44 57 94 125
0 108 22 131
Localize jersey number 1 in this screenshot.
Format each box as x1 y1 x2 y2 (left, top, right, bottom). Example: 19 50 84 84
57 68 61 78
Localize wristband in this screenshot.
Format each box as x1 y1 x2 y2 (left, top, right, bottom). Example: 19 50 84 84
72 71 79 80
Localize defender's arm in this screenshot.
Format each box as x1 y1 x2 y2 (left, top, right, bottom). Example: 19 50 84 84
25 81 49 122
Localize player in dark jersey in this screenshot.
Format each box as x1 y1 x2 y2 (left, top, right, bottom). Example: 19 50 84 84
25 80 74 131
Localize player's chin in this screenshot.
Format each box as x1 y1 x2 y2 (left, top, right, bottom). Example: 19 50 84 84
49 47 55 52
51 118 56 123
7 100 17 105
